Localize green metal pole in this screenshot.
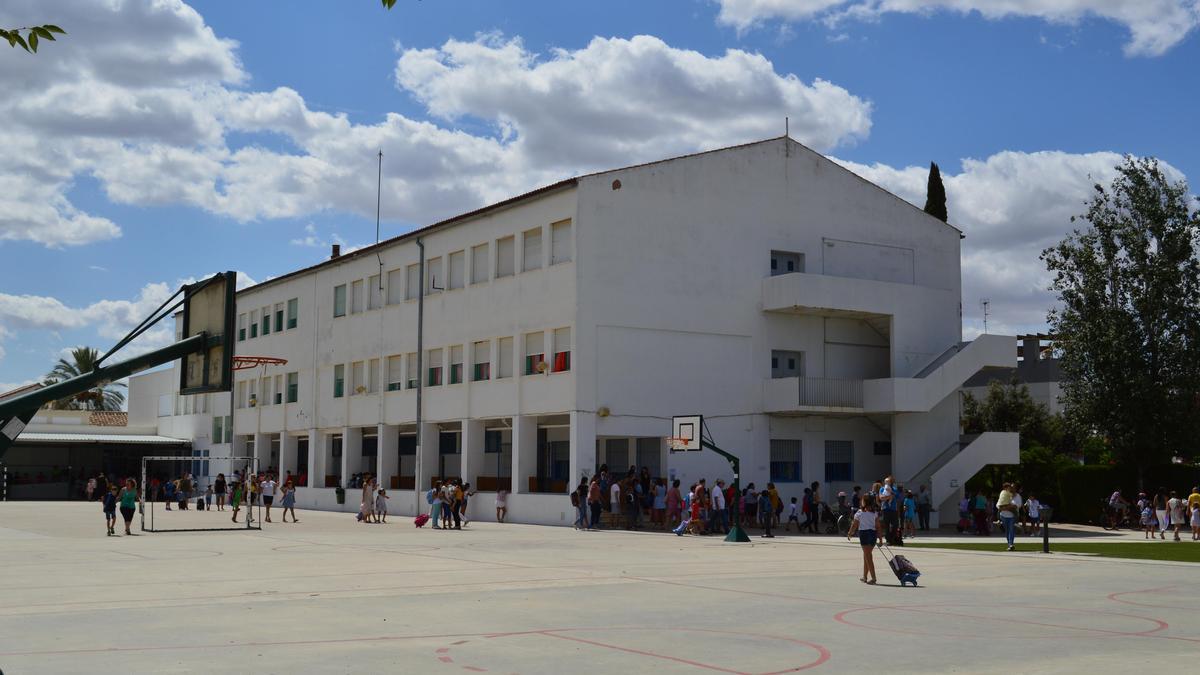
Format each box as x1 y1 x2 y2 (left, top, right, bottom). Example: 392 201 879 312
701 439 751 543
0 334 208 459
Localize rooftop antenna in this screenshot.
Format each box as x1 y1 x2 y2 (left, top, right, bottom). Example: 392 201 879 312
785 116 789 138
981 298 991 334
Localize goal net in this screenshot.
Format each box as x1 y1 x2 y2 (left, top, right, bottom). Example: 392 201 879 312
140 455 262 532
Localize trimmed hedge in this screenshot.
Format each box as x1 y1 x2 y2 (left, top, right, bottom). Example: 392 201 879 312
1055 464 1200 524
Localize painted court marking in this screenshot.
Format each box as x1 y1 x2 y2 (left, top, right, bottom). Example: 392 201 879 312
834 603 1168 640
433 628 831 674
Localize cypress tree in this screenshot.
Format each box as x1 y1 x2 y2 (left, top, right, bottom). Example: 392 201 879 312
923 162 948 222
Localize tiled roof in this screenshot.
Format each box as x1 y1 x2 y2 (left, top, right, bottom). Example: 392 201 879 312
88 411 128 427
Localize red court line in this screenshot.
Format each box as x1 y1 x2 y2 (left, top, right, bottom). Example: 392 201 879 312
834 603 1168 640
539 632 749 675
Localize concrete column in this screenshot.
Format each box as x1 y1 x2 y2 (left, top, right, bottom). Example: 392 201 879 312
461 418 485 488
308 429 326 487
252 432 269 472
569 410 596 486
378 424 399 489
280 433 298 482
512 414 537 494
341 426 363 483
416 422 439 491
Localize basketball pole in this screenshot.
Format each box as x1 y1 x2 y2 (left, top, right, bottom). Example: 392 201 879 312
698 438 752 543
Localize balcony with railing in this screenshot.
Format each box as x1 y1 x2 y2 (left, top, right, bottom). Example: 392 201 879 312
765 376 865 413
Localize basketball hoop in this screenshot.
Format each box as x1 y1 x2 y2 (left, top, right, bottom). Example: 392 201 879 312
666 435 693 453
232 356 288 371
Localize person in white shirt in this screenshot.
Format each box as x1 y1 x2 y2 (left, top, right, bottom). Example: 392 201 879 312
1011 485 1024 534
610 481 621 515
709 479 728 535
1025 494 1042 535
785 497 800 532
260 474 278 523
847 493 879 584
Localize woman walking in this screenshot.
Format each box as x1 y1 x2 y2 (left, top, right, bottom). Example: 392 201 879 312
652 478 666 529
118 478 138 536
1153 488 1169 540
847 493 879 584
666 479 682 529
280 479 298 523
360 474 375 525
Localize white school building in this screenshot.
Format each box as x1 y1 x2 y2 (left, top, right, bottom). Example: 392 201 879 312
128 137 1018 526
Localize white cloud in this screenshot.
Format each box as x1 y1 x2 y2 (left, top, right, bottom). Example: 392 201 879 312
0 2 873 248
835 150 1189 336
394 34 872 167
714 0 1200 56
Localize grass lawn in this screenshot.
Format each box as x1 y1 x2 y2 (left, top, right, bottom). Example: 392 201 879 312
910 541 1200 563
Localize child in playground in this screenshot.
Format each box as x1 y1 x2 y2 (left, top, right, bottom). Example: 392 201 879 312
102 484 118 536
230 479 243 523
1141 499 1156 538
375 489 389 523
1191 503 1199 541
786 497 800 532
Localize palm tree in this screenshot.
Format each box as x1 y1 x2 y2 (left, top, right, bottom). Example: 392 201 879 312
45 347 126 411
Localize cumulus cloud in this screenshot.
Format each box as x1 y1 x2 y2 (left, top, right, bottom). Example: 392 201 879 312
0 0 872 249
713 0 1200 56
835 151 1189 336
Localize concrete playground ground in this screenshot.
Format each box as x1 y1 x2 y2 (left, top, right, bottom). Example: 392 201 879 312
1 502 1196 674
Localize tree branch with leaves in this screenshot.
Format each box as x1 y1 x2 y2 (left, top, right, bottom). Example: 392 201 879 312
1 24 65 53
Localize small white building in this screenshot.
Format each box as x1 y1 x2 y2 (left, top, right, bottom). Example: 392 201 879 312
130 137 1018 525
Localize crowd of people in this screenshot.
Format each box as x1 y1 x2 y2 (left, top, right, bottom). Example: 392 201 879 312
957 483 1045 548
1126 486 1200 541
559 465 937 543
420 478 478 529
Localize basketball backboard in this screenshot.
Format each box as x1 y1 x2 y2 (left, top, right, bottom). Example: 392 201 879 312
669 415 703 452
179 271 236 395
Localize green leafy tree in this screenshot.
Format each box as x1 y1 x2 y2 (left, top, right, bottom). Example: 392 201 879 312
923 161 948 223
45 347 126 411
1 24 65 53
1041 156 1200 482
962 379 1072 502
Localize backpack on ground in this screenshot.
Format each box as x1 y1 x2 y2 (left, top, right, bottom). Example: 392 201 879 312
196 498 205 510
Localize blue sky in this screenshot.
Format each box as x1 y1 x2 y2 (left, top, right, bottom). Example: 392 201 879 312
0 0 1197 392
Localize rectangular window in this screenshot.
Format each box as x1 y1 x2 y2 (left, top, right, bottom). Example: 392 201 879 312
551 219 572 264
522 227 542 272
212 416 224 444
497 337 513 378
261 306 270 336
224 416 233 443
286 372 298 403
333 284 346 317
236 381 246 408
272 303 282 333
770 439 802 483
448 250 465 290
287 298 298 329
260 376 271 405
334 364 345 398
427 348 443 386
273 374 282 404
237 314 246 341
387 355 403 391
471 243 489 284
350 361 364 395
248 379 257 407
771 350 804 378
825 440 853 482
552 327 572 373
524 331 545 375
496 236 515 278
368 358 379 393
406 264 420 300
472 340 490 381
368 274 382 310
636 437 661 478
605 438 629 470
351 279 364 313
387 268 404 305
426 257 442 294
406 352 419 389
449 345 463 384
873 441 892 456
770 250 804 276
250 310 259 338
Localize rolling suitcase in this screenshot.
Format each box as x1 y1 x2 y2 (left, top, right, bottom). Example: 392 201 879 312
414 513 431 528
196 497 205 510
881 542 921 587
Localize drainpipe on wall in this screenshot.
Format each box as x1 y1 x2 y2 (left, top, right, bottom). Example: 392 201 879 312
414 238 425 510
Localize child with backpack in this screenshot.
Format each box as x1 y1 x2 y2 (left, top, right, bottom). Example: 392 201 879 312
102 484 118 536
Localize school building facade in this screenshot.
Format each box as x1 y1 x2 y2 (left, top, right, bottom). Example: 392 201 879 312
128 137 1018 525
